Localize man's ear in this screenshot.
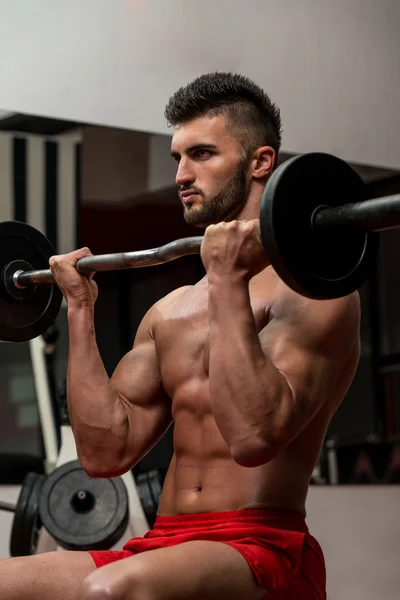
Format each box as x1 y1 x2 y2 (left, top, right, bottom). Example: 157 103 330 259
250 146 276 180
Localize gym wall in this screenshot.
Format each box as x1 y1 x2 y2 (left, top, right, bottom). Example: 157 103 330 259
81 127 176 203
0 0 399 169
0 131 80 253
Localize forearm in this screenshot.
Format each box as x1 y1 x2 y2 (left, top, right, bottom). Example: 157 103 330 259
208 274 292 462
67 306 129 471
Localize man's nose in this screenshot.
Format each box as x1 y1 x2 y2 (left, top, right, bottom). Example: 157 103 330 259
175 159 195 187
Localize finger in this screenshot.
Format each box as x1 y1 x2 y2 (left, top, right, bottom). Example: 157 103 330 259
71 247 93 262
49 247 93 270
247 218 260 231
247 219 261 239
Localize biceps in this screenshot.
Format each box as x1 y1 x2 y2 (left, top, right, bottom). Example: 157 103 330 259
111 340 167 409
110 343 172 468
262 312 355 407
277 349 333 409
262 332 344 437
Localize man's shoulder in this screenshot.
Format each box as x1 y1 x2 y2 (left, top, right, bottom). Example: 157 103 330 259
271 271 360 319
267 275 360 351
148 285 194 323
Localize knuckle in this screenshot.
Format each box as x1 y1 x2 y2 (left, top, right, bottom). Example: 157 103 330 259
51 255 61 266
72 248 84 257
205 224 217 238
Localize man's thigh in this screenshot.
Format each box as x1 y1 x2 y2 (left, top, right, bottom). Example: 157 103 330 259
83 541 268 600
0 550 95 600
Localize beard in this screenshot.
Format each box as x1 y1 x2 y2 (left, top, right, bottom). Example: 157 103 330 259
181 165 249 228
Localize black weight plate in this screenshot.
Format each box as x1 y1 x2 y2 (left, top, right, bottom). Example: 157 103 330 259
147 470 163 504
136 472 154 518
135 469 164 528
10 472 45 557
39 460 129 551
260 153 379 299
0 221 62 342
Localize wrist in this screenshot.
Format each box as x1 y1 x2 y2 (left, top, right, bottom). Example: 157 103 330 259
207 270 249 289
67 298 95 312
67 303 95 330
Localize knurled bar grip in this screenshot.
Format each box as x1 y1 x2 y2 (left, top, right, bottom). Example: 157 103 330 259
14 237 204 288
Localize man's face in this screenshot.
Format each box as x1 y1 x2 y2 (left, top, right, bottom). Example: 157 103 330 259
170 115 249 228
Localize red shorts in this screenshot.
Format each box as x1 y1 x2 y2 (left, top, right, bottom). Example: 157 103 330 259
88 508 326 599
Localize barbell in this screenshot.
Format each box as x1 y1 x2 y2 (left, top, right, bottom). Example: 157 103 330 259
1 152 399 343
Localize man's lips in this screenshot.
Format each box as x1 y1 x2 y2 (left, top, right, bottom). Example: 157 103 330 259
180 191 199 203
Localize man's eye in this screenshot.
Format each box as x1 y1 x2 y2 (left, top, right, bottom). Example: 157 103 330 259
194 149 211 159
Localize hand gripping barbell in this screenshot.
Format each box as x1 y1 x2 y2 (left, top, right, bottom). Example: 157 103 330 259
1 152 399 343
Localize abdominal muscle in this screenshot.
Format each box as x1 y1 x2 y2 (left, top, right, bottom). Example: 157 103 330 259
156 387 323 518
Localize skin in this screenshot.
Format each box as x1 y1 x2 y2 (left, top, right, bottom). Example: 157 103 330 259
0 114 360 600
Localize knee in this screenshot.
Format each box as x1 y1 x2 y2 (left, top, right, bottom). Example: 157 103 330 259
79 567 151 600
79 577 117 600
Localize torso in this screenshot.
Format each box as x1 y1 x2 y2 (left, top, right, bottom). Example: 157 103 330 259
153 268 359 517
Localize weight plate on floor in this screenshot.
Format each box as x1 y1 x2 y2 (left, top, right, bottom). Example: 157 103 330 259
39 460 129 551
10 472 45 557
136 469 164 528
0 221 62 342
260 153 379 299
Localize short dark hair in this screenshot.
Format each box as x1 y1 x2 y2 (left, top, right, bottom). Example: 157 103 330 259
165 72 282 162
